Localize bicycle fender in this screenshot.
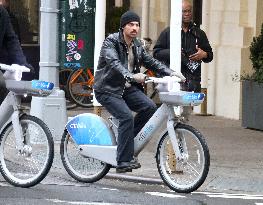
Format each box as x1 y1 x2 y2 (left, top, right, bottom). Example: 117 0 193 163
66 113 114 145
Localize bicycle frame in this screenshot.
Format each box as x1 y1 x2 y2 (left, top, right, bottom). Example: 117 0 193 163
74 103 181 166
0 64 54 148
0 79 54 151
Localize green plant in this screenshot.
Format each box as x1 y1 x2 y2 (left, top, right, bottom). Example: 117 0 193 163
247 23 263 83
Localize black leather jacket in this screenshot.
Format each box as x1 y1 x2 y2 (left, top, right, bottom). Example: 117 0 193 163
94 31 173 98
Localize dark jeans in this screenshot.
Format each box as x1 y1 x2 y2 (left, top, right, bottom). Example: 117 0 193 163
181 79 201 93
181 71 201 93
95 86 157 163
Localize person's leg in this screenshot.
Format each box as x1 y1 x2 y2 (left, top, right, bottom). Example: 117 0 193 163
123 86 157 136
95 92 134 163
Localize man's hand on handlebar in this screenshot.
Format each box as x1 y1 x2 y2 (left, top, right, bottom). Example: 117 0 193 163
132 73 147 83
170 71 186 82
1 64 32 81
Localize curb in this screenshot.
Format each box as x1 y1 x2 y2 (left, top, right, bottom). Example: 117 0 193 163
105 173 164 185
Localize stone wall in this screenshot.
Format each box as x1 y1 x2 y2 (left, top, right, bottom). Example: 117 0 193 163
202 0 260 119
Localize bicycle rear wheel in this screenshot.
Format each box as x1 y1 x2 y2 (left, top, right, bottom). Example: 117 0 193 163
60 130 110 183
0 115 54 187
156 123 210 193
67 69 93 108
59 68 78 110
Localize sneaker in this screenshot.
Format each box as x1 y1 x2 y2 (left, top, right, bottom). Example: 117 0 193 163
129 159 141 169
116 162 133 173
116 160 141 173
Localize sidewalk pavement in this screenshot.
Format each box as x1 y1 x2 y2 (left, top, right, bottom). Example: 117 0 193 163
59 106 263 194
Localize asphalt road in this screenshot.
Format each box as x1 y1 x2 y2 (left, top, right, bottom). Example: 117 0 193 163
0 175 263 205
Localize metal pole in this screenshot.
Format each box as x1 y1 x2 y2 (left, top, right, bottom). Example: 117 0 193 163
30 0 67 141
169 0 182 171
170 0 182 116
93 0 106 116
141 0 149 39
170 0 182 74
200 0 210 115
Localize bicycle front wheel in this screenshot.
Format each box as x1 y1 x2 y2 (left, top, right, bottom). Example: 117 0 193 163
0 115 54 187
156 123 210 193
67 69 93 108
60 130 110 183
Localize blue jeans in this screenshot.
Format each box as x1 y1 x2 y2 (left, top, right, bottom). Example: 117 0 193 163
95 86 157 163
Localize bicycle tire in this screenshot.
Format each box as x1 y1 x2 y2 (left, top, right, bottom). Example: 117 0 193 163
156 123 210 193
59 69 78 110
67 69 94 108
0 114 54 188
60 129 111 183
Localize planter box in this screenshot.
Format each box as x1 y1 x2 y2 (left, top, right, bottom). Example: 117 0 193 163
242 80 263 130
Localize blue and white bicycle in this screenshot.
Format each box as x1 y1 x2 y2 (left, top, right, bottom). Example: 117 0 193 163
0 64 54 187
60 76 210 193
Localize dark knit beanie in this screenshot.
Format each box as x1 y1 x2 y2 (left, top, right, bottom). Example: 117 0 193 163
120 11 140 28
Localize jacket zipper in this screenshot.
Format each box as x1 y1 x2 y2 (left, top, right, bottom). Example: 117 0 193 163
121 44 129 97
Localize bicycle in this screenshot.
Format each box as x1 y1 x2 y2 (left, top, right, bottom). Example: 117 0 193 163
60 76 210 193
66 67 94 108
0 63 54 188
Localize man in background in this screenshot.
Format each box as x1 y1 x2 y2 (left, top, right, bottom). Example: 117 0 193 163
153 0 213 93
153 0 213 120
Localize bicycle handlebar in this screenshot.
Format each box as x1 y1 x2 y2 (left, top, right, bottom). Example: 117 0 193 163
145 76 183 93
0 63 30 72
145 76 205 106
0 63 30 81
5 80 54 97
145 76 182 84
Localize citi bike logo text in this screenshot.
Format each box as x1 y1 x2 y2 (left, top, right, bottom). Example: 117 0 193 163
70 122 87 129
138 125 154 141
32 80 54 90
184 93 203 100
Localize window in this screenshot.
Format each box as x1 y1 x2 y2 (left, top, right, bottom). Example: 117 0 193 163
8 0 39 45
